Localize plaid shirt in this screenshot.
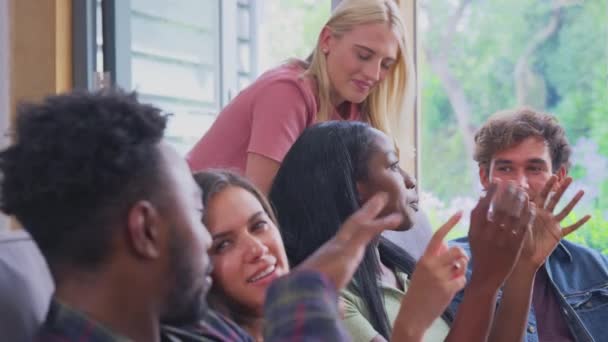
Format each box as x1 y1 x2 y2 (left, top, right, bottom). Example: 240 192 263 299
35 300 248 342
263 270 351 341
36 271 349 341
35 300 133 342
169 311 253 342
186 270 351 341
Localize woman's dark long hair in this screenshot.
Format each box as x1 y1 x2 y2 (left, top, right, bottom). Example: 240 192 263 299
270 121 452 339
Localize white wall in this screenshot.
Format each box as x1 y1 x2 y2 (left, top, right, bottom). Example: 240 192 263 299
0 0 10 230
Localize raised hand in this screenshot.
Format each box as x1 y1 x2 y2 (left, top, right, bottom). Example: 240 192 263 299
443 181 536 342
521 175 591 268
297 192 403 290
392 212 468 341
468 181 534 288
485 178 590 342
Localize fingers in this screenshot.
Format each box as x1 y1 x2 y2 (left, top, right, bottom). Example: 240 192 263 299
536 175 557 207
429 247 469 282
339 192 389 240
562 215 591 237
495 215 523 237
343 192 405 245
436 242 449 255
484 182 499 204
451 258 468 279
425 211 463 256
488 182 528 234
355 192 389 220
448 275 467 293
529 204 537 229
415 247 468 293
554 190 584 222
488 181 527 222
480 182 500 220
520 200 536 232
367 212 404 236
546 177 573 212
512 198 534 237
438 246 469 268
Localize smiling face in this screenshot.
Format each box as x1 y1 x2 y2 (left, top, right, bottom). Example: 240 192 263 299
320 22 399 105
356 128 418 230
205 186 289 315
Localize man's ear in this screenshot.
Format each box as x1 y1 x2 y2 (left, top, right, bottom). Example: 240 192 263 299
479 165 491 189
126 201 162 259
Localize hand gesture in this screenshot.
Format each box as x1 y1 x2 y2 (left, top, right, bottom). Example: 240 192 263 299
297 193 403 290
468 181 534 288
520 176 591 268
398 212 468 333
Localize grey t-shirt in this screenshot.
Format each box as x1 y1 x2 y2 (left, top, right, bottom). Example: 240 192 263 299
0 229 54 342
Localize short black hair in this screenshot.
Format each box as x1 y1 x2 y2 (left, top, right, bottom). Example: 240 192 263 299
0 90 168 273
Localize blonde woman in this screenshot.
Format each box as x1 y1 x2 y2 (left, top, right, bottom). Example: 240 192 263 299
187 0 414 194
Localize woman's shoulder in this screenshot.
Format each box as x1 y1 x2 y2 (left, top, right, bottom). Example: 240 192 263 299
259 60 307 79
340 284 365 305
236 62 316 115
254 62 315 96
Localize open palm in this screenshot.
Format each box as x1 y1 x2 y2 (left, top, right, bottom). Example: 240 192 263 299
522 176 591 267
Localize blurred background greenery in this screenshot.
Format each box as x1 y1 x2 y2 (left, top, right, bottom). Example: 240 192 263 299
261 0 607 252
418 0 607 251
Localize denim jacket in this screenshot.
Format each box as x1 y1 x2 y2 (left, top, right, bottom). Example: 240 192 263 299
449 238 608 342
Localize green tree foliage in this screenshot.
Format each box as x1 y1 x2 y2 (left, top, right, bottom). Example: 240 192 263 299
258 0 330 70
420 0 608 250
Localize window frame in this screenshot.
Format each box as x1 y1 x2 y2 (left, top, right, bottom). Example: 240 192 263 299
81 0 260 106
101 0 132 89
72 0 97 90
220 0 238 106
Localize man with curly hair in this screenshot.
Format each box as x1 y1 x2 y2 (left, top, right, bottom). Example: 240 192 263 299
0 90 214 341
451 107 608 342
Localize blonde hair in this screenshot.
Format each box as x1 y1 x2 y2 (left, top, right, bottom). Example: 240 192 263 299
304 0 415 152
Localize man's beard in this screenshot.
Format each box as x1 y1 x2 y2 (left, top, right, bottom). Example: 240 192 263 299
161 227 212 326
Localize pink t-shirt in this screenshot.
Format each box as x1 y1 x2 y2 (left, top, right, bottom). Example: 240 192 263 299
187 62 362 174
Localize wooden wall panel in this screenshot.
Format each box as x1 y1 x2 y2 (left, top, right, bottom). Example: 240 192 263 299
9 0 72 124
7 0 72 229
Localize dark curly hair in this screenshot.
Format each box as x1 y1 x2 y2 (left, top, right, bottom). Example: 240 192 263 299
0 90 169 274
474 107 571 173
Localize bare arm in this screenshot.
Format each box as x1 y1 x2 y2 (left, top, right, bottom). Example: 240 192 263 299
391 213 468 342
487 264 536 342
245 152 280 195
444 276 500 342
445 182 533 342
486 198 537 342
488 176 590 342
